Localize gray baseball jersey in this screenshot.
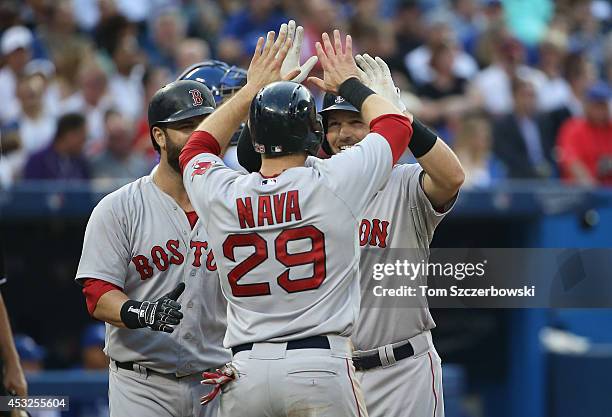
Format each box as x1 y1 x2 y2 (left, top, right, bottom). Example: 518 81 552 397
183 133 393 348
352 163 453 350
75 174 230 375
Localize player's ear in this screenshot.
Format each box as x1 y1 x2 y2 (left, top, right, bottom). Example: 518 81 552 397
152 126 167 151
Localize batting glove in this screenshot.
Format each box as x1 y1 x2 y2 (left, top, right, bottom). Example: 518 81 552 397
355 54 407 112
200 363 238 405
280 20 318 83
120 282 185 333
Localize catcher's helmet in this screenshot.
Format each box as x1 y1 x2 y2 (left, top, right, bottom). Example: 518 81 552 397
318 93 360 155
249 81 323 156
177 60 247 104
148 79 216 152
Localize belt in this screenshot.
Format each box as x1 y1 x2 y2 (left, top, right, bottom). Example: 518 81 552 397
353 341 415 371
112 360 207 379
231 335 330 356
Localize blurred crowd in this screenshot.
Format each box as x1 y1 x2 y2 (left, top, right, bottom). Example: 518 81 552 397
0 0 610 189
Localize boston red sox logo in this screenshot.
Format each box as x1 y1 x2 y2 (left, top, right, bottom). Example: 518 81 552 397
189 89 203 106
191 160 213 180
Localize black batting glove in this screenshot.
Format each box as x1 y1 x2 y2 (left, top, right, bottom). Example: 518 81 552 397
120 283 185 333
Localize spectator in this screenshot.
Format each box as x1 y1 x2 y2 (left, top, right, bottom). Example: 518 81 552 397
0 26 33 125
60 60 113 154
132 66 172 162
14 73 57 157
449 0 486 54
218 0 287 65
404 10 478 86
0 129 23 188
537 29 573 112
108 31 145 122
146 7 187 73
557 82 612 186
295 0 345 77
80 323 107 370
37 0 93 87
350 15 397 60
563 51 598 117
453 113 505 188
175 38 211 77
23 112 90 180
13 334 46 373
471 34 547 116
390 0 425 70
492 76 556 179
416 40 480 138
24 59 62 116
90 110 149 181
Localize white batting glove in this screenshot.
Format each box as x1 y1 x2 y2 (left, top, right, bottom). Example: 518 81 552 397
355 54 406 112
280 20 318 83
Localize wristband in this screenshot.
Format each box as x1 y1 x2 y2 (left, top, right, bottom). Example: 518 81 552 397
409 118 438 158
338 77 375 111
120 300 145 329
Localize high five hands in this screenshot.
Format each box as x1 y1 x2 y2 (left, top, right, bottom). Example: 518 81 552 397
246 24 299 91
307 30 361 94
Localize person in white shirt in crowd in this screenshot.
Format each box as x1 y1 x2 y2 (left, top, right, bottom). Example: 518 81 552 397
0 26 34 126
470 33 546 116
24 59 62 117
537 29 574 112
108 31 146 122
404 10 478 87
10 73 58 175
60 59 114 155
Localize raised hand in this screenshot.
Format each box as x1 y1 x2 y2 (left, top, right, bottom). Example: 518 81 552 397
355 54 406 112
246 24 298 91
307 30 361 94
280 20 319 83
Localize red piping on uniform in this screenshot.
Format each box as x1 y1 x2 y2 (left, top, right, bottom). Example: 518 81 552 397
179 130 221 174
428 352 438 417
345 358 362 417
258 172 281 179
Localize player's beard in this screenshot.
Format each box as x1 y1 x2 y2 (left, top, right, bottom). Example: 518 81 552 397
165 136 182 175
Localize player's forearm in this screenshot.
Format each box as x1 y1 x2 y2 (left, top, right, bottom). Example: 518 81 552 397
93 290 129 328
0 293 20 365
194 83 261 151
419 140 465 207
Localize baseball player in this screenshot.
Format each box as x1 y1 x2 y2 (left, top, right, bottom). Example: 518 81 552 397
237 54 464 416
75 80 230 417
179 26 413 416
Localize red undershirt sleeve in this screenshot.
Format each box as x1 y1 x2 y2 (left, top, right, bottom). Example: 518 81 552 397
82 278 122 316
179 130 222 174
369 114 413 165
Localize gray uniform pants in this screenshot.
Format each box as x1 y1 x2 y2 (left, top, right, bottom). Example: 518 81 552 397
109 362 219 417
355 331 444 417
218 336 368 417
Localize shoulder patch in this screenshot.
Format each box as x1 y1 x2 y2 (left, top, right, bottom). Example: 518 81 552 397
191 160 214 180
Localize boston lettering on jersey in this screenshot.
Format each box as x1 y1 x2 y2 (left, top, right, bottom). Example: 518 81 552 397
236 190 302 229
131 239 216 280
359 218 390 248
